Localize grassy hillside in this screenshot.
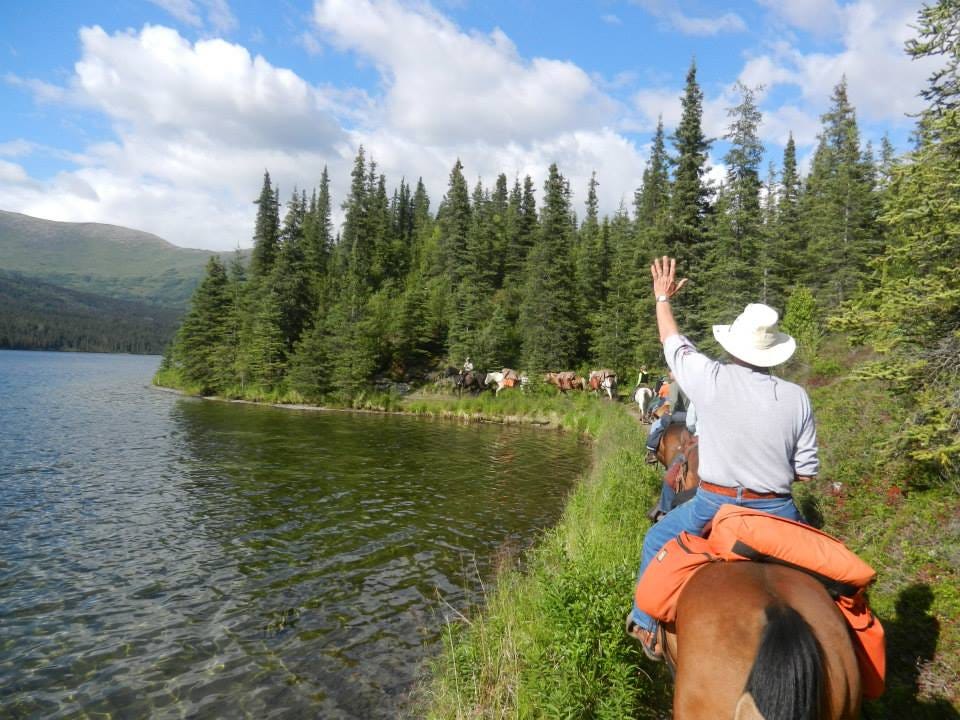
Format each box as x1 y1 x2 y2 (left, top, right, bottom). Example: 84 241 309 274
0 209 239 306
0 271 182 354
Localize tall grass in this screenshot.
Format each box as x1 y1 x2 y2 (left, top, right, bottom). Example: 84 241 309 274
417 401 673 718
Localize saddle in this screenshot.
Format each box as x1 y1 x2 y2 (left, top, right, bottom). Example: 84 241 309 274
647 433 699 523
634 507 885 699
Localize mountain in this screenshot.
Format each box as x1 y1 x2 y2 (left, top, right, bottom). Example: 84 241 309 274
0 270 182 354
0 209 241 307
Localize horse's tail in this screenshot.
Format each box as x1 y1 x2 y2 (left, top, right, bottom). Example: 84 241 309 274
743 602 826 720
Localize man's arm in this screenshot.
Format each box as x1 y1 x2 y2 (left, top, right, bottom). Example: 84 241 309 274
651 256 687 343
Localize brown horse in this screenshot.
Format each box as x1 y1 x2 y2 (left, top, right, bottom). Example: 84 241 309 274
661 562 862 719
545 371 584 393
651 424 700 520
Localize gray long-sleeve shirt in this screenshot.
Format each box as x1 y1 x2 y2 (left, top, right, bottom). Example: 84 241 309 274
664 334 819 494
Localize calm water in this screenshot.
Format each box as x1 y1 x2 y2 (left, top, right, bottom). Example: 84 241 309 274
0 351 589 719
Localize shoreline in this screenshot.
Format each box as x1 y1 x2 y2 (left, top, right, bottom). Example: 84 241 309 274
150 381 584 431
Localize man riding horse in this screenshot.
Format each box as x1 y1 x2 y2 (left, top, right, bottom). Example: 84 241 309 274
644 369 689 464
627 256 818 662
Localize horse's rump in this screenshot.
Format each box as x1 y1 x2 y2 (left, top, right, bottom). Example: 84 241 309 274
671 563 861 720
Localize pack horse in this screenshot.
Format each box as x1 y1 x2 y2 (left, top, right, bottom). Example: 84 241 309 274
589 369 618 400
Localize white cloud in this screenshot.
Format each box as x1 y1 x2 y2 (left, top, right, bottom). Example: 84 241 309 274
148 0 202 28
602 14 622 25
1 0 938 251
0 160 32 184
749 1 939 126
630 0 746 36
148 0 237 34
0 139 38 157
0 25 351 250
313 0 618 146
668 11 746 37
298 31 323 56
758 0 844 36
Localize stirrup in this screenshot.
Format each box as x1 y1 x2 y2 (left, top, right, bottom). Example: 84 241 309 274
625 614 663 662
645 450 659 465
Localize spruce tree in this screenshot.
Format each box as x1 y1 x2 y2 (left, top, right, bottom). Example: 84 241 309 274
701 83 764 325
438 159 472 288
634 116 671 236
801 78 880 306
519 164 578 371
575 172 608 359
250 171 280 278
592 207 640 374
668 60 713 336
174 256 233 393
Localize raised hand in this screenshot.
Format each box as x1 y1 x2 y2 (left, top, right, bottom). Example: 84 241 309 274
650 256 689 299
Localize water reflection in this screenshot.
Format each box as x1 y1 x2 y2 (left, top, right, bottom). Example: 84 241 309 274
0 351 588 719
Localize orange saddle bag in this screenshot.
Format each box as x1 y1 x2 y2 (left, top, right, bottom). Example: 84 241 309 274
633 531 729 623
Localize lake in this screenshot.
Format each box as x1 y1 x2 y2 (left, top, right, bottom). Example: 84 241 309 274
0 350 590 719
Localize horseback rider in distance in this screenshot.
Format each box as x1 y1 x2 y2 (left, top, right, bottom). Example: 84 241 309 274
626 256 819 661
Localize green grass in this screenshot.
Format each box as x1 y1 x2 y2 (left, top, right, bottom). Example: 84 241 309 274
416 400 670 719
796 338 960 718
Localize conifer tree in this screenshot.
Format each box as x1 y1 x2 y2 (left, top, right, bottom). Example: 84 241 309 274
174 256 233 393
303 166 333 284
438 159 472 288
668 60 713 336
801 78 880 306
835 0 960 476
340 147 369 281
242 286 288 389
701 83 764 325
269 188 313 350
250 171 280 278
634 116 671 237
519 164 578 371
575 172 608 359
592 207 639 374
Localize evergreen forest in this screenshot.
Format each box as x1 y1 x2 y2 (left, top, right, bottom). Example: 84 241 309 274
164 9 960 481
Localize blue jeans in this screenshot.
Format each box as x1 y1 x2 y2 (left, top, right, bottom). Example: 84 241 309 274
657 481 677 514
646 412 687 451
646 414 671 451
630 487 804 632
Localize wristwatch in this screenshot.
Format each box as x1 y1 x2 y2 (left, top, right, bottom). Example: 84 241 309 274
656 294 669 303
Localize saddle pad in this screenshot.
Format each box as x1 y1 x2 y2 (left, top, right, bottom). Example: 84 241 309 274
708 505 877 592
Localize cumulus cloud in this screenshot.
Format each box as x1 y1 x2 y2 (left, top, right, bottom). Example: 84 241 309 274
0 25 351 250
313 0 618 146
0 159 32 184
751 0 939 124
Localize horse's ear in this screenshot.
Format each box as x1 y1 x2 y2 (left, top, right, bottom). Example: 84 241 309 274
733 693 766 720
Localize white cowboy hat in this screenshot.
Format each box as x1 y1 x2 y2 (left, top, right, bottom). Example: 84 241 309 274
712 303 796 367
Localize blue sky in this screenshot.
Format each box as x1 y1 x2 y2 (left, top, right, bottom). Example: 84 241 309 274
0 0 938 249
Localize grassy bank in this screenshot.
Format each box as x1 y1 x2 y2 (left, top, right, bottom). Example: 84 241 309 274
413 349 959 718
416 398 669 718
154 357 959 717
